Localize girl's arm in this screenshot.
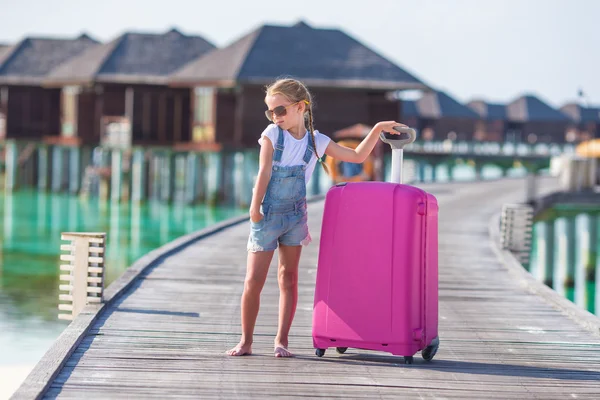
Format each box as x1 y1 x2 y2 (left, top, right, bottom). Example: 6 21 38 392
249 136 274 222
324 121 406 163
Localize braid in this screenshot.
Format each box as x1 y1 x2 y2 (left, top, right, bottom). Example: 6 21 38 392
307 105 328 174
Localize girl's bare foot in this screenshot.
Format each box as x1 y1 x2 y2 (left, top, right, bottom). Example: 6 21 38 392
226 342 252 356
274 344 293 358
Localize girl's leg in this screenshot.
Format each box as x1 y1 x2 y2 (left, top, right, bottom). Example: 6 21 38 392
274 244 302 357
227 249 275 356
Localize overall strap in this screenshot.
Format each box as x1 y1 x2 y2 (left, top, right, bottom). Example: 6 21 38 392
302 131 316 164
273 126 285 163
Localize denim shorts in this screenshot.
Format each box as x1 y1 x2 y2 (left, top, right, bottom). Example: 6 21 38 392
247 208 311 252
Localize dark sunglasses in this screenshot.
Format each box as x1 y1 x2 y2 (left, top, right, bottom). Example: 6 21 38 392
264 100 309 121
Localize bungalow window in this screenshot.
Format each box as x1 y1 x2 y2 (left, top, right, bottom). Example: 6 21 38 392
193 87 215 142
61 86 80 137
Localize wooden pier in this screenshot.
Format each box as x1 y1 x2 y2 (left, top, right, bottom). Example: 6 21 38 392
13 177 600 399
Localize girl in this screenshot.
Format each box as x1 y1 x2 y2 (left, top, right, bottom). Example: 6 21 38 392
226 78 406 357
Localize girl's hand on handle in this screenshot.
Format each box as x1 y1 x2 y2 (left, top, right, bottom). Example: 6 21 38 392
377 121 407 134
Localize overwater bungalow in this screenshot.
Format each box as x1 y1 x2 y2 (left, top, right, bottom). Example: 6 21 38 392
560 103 600 142
44 29 216 147
505 94 572 144
467 100 507 142
0 35 98 141
400 90 479 142
169 21 429 148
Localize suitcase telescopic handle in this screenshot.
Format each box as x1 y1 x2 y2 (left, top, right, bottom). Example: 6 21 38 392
379 126 417 150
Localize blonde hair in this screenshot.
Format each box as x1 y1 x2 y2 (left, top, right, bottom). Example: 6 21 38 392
265 78 328 173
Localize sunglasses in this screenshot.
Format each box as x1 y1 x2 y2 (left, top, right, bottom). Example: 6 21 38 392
264 100 309 122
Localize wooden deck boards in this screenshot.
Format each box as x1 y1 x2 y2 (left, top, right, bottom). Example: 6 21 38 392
33 179 600 399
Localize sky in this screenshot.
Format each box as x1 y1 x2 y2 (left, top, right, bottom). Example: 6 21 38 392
0 0 597 108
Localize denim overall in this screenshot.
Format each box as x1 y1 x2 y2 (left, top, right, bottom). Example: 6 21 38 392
247 127 314 252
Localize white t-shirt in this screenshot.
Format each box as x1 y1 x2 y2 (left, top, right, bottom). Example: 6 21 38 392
259 124 331 185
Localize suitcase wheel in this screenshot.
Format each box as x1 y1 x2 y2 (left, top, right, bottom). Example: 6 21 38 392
315 348 326 357
403 356 414 364
421 336 440 362
335 347 348 354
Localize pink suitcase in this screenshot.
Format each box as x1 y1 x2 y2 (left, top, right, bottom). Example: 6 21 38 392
312 127 439 364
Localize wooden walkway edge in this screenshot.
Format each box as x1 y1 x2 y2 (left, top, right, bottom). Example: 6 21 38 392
488 213 600 338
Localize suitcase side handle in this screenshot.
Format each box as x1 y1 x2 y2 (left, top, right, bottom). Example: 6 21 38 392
379 126 417 150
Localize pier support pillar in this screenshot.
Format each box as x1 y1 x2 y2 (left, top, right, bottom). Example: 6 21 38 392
51 146 66 192
160 151 174 203
184 152 200 205
447 163 455 181
131 148 147 204
474 161 484 180
173 153 186 203
4 140 18 191
37 145 51 191
110 149 125 202
69 147 81 194
206 152 221 206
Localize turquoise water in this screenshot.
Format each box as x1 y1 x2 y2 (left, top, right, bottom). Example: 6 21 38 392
0 190 244 367
529 210 600 315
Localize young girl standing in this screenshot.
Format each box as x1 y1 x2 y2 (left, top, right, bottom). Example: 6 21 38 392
226 78 406 357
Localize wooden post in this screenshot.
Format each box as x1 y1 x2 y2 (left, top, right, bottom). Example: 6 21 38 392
566 217 577 299
221 151 235 205
431 163 439 182
3 188 14 245
4 139 18 191
111 149 123 202
206 152 221 205
37 144 50 191
197 153 207 202
149 152 161 202
58 232 106 320
543 221 554 287
174 153 186 203
553 218 572 298
185 152 200 205
131 148 147 203
52 146 64 192
447 163 455 181
160 151 174 203
232 151 244 207
575 215 594 310
525 168 537 204
474 161 483 181
418 162 427 183
69 146 81 194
